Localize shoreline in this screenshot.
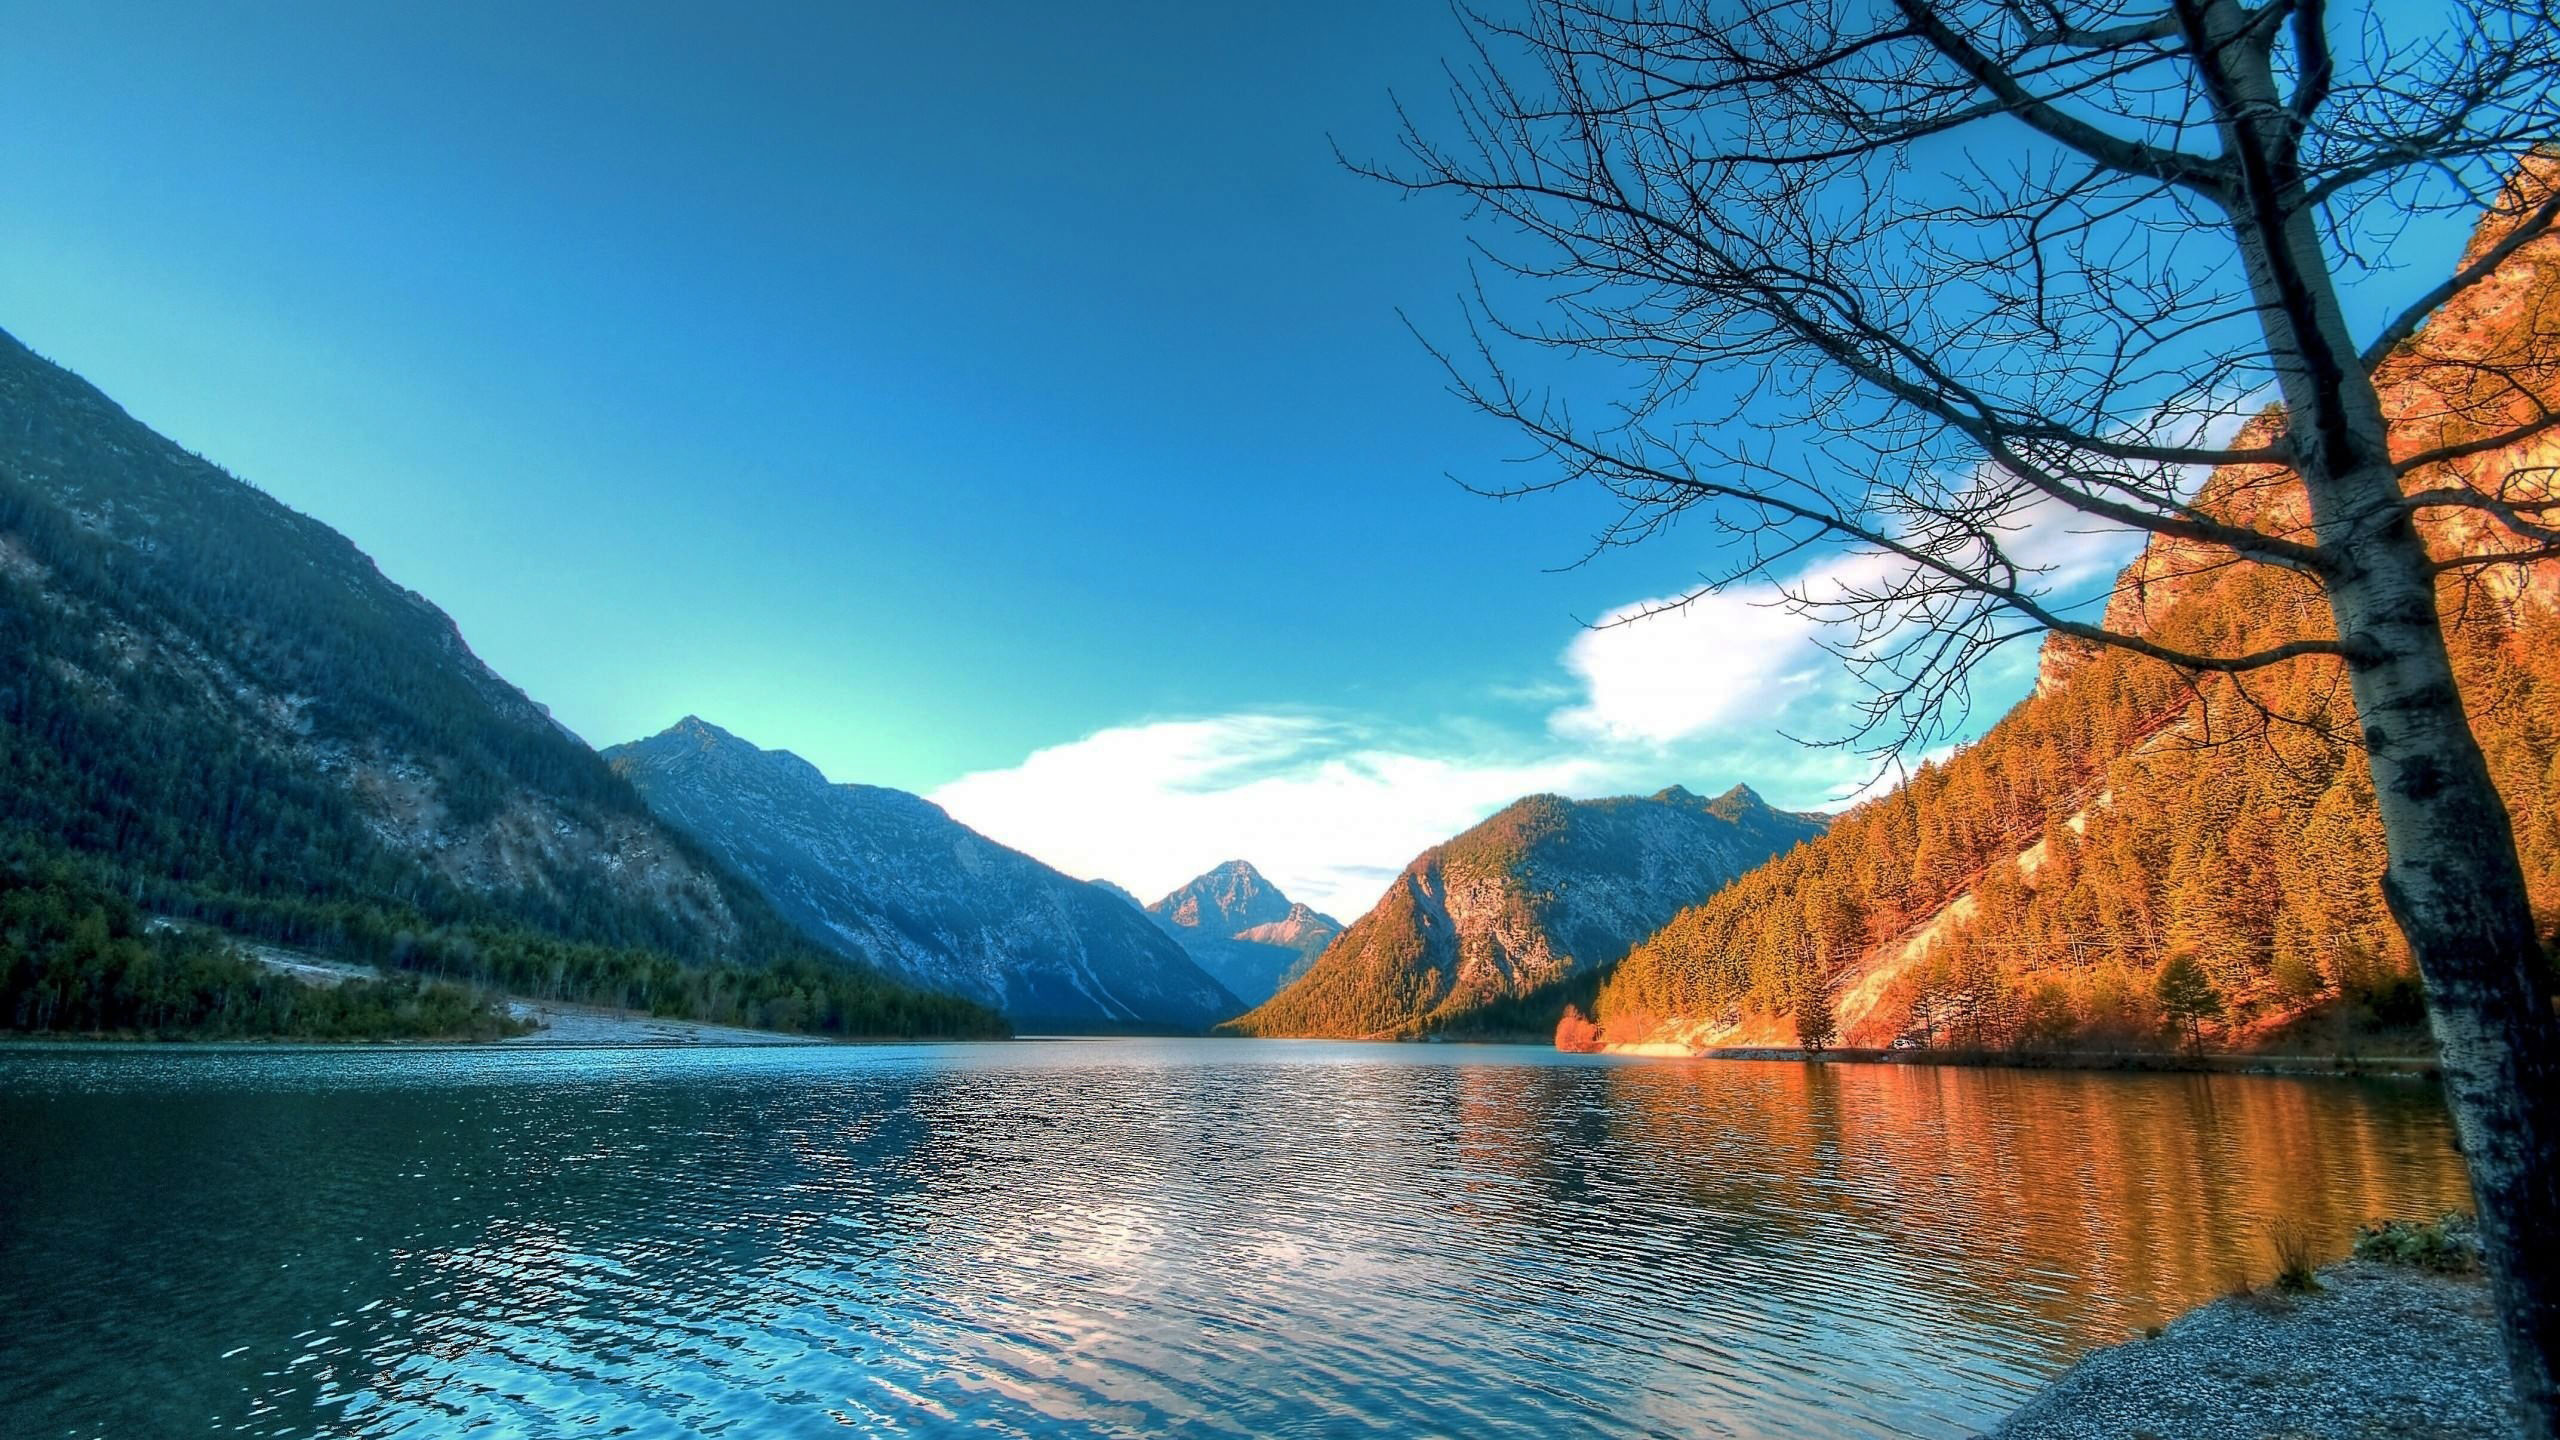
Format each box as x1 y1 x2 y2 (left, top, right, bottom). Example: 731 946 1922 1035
496 998 824 1047
0 1030 963 1053
0 999 921 1052
1595 1041 2440 1079
1983 1258 2509 1439
0 1025 2444 1076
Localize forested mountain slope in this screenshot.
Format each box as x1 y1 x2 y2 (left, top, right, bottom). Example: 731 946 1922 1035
0 327 1000 1038
1226 785 1824 1038
608 718 1241 1031
1589 179 2560 1056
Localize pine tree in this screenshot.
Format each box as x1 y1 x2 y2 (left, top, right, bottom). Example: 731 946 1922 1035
1792 980 1838 1054
2154 954 2225 1054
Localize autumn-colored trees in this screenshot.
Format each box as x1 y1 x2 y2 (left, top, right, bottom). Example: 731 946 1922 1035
1597 556 2560 1054
1554 1004 1604 1053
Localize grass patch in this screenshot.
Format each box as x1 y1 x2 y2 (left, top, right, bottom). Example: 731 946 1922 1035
2269 1218 2322 1294
2353 1213 2482 1274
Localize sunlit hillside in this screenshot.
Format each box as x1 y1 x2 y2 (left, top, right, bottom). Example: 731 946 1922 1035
1591 165 2560 1056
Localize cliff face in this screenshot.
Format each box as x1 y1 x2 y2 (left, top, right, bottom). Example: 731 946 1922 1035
1593 170 2560 1056
1226 785 1824 1038
608 719 1242 1031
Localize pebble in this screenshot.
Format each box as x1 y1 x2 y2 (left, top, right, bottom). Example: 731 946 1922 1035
1983 1261 2516 1440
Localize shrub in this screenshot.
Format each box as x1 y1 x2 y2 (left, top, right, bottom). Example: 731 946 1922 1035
2352 1213 2483 1274
2269 950 2325 1003
1555 1004 1605 1053
2350 971 2429 1030
2013 979 2079 1051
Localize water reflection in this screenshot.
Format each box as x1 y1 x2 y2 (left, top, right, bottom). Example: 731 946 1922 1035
0 1043 2465 1439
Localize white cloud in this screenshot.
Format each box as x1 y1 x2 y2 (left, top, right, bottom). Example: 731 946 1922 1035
1542 446 2215 755
926 559 1911 925
928 715 1606 923
931 402 2265 927
1547 541 1934 748
1996 486 2151 598
1548 584 1828 746
1965 387 2274 611
928 472 2182 925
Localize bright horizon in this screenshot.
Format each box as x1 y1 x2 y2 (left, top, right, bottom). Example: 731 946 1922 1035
0 0 2480 923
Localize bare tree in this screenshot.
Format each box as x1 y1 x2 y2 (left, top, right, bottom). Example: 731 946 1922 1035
1368 0 2560 1429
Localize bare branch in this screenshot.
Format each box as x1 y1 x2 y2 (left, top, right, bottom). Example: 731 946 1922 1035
2358 167 2560 373
2394 409 2560 478
1895 0 2234 195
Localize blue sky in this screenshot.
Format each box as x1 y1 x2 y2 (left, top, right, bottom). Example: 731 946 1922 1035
0 2 2482 918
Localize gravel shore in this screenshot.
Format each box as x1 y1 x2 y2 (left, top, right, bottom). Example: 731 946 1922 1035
1984 1260 2513 1440
499 999 822 1046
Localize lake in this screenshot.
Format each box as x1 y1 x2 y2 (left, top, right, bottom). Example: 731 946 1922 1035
0 1040 2468 1439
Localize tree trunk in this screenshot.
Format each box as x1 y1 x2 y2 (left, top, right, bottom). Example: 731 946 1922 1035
2192 1 2560 1428
2328 505 2560 1437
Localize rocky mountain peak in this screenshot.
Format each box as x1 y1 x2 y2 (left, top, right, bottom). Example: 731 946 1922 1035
1706 783 1772 821
1139 860 1341 1007
669 714 732 745
1228 782 1825 1039
1149 859 1292 932
612 719 954 832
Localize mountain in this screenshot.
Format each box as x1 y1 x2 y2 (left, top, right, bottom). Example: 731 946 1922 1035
1143 860 1341 1005
1224 785 1826 1038
1089 878 1146 910
605 718 1242 1031
1587 169 2560 1056
0 324 1001 1038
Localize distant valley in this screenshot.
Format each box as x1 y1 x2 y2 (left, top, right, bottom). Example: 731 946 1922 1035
0 313 1820 1044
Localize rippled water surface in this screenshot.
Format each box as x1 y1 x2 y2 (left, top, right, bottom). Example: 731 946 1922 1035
0 1040 2467 1438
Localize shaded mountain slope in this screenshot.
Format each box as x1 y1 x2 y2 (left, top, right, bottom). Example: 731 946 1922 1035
607 719 1242 1031
1090 878 1146 909
0 325 1000 1038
